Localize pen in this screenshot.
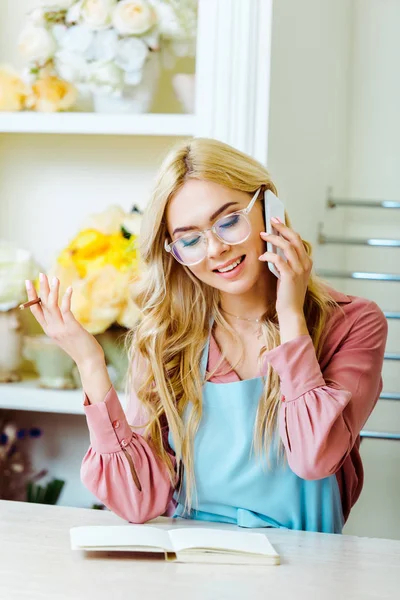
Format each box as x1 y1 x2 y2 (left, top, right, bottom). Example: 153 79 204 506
19 298 42 310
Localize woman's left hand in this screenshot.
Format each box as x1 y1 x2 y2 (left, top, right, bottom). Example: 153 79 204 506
259 219 312 319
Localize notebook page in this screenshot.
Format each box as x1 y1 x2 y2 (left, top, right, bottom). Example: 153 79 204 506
70 525 173 552
169 528 278 557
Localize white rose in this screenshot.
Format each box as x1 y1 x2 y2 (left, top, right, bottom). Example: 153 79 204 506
88 60 124 95
115 37 148 72
112 0 157 36
40 0 75 8
90 29 119 62
18 25 56 64
81 0 117 30
28 8 46 27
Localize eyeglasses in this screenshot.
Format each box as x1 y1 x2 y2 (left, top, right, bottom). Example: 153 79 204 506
164 188 262 266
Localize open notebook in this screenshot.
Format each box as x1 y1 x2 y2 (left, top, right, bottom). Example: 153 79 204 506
70 524 280 565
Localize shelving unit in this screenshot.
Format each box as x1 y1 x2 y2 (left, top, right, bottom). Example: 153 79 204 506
0 380 128 415
0 379 127 415
0 112 197 136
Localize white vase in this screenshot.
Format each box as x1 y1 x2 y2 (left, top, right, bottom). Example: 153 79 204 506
0 309 23 382
172 73 196 114
93 54 160 114
23 335 77 390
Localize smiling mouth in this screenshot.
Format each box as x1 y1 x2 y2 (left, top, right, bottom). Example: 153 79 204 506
213 255 246 273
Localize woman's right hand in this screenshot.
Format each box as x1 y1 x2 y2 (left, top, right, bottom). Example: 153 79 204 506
25 273 105 371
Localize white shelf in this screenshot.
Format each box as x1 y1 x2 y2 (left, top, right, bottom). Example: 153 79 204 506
0 379 126 415
0 112 196 136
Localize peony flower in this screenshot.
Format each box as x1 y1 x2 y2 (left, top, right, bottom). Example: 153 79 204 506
54 50 89 83
112 0 157 36
58 24 94 55
115 37 148 72
51 24 68 45
90 29 119 62
66 1 83 24
81 0 117 31
0 66 29 112
87 60 124 95
123 70 143 86
27 75 78 112
0 241 38 311
18 24 56 64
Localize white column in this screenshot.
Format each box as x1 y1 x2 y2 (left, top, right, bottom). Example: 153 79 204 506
194 0 273 165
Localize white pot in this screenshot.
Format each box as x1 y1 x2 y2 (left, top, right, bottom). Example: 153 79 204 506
93 54 160 114
0 309 23 383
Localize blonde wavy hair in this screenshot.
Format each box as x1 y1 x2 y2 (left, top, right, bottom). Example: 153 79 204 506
127 137 336 512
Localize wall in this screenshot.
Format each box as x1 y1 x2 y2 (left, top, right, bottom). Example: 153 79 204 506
340 0 400 539
268 0 400 539
267 0 352 271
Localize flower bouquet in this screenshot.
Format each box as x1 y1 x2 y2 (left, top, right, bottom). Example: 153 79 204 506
47 205 143 388
18 0 198 113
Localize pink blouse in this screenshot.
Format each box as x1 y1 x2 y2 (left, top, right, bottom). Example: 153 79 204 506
81 288 388 524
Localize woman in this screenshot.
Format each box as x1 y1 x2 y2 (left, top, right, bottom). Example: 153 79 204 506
25 138 387 533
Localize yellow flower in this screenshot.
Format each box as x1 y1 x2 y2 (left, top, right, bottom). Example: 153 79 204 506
27 75 78 113
0 66 28 111
51 205 142 333
71 266 132 334
117 280 141 329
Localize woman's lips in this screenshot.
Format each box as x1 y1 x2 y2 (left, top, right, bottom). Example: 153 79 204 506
213 256 246 279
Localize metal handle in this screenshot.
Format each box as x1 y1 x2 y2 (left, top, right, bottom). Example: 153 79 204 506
380 392 400 401
384 312 400 319
326 188 400 209
318 233 400 248
317 270 400 282
361 431 400 441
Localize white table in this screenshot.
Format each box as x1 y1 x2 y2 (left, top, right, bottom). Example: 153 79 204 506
1 500 399 600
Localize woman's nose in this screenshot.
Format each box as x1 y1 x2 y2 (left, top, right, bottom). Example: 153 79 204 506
206 230 229 258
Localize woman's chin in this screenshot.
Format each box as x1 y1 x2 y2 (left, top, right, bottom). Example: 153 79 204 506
210 272 262 296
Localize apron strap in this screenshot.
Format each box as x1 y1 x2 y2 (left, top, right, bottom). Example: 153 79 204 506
200 316 214 379
200 337 210 378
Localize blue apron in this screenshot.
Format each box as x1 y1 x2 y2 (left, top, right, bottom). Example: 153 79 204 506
169 337 344 533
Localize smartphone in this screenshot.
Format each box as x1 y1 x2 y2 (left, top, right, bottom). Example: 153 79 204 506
264 190 286 278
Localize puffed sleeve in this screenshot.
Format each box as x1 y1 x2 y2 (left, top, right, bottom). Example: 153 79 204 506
80 356 175 523
264 301 388 480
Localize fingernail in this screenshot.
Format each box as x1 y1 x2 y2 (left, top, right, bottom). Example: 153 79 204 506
52 276 58 287
39 272 45 281
271 217 280 224
66 286 72 294
25 280 32 289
